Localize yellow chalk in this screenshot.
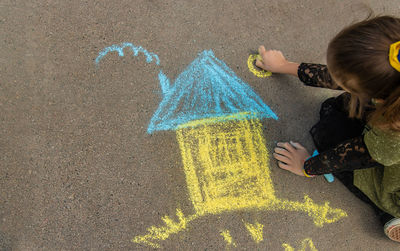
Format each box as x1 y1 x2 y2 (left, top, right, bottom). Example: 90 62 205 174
245 222 264 243
177 116 275 215
132 209 199 248
282 238 318 251
176 112 257 130
220 230 237 247
247 54 272 78
132 113 347 248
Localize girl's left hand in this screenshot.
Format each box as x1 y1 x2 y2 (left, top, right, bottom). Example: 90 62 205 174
273 141 311 176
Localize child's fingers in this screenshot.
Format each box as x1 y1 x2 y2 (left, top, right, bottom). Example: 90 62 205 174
274 147 290 157
277 161 291 171
277 142 296 153
273 152 292 164
258 45 266 55
289 141 306 150
255 59 264 68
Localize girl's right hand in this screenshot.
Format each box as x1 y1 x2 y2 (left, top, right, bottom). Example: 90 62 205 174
255 46 299 76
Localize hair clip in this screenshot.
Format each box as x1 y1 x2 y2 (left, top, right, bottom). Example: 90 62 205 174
389 41 400 72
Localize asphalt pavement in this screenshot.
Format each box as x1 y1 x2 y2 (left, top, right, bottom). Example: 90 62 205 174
1 0 399 250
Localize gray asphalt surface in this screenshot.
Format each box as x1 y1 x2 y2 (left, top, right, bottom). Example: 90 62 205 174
1 0 399 250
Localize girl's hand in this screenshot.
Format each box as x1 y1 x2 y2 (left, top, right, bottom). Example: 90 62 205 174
273 141 311 176
255 46 299 76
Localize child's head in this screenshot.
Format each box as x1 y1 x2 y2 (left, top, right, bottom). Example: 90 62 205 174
327 16 400 131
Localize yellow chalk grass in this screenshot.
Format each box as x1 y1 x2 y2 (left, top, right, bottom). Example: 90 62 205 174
282 238 318 251
245 222 264 243
132 113 346 248
132 209 197 248
220 230 237 247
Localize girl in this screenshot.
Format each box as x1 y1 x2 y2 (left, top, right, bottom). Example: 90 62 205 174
256 16 400 242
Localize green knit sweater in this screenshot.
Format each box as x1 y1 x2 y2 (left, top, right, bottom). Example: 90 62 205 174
354 127 400 217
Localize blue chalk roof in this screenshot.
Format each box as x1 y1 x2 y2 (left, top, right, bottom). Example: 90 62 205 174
147 50 278 133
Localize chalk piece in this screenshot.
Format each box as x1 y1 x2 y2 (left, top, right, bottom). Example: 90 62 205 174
311 150 319 158
323 173 335 183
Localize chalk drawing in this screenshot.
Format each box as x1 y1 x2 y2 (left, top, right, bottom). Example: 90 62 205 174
220 230 237 247
94 46 346 248
95 42 160 66
131 50 346 248
245 222 264 243
132 209 192 248
147 50 277 133
247 54 272 78
282 238 318 251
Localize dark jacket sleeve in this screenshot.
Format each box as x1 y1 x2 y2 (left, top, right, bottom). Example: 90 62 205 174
298 63 343 90
304 136 384 175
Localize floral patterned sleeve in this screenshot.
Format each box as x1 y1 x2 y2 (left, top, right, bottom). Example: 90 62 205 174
304 136 384 175
298 63 343 90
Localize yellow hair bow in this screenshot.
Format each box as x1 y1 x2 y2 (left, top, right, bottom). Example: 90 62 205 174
389 41 400 72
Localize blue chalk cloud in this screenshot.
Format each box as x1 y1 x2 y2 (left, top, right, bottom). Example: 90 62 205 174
95 42 160 65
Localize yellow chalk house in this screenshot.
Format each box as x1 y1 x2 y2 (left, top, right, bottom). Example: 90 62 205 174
134 50 347 248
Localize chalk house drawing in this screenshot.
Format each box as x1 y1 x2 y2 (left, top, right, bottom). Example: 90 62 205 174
95 45 347 249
